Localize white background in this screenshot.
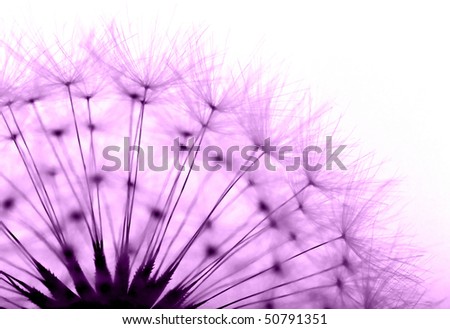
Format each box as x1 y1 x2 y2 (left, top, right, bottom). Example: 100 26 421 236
0 0 449 306
1 309 450 328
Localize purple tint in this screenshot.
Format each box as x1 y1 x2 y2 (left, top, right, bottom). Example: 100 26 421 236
0 22 428 309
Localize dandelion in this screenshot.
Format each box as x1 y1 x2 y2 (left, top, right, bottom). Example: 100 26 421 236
0 21 426 309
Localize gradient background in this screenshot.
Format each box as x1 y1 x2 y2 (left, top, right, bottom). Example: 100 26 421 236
1 0 449 307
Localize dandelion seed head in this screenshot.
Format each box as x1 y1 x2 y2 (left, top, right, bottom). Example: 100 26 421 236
0 21 428 309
